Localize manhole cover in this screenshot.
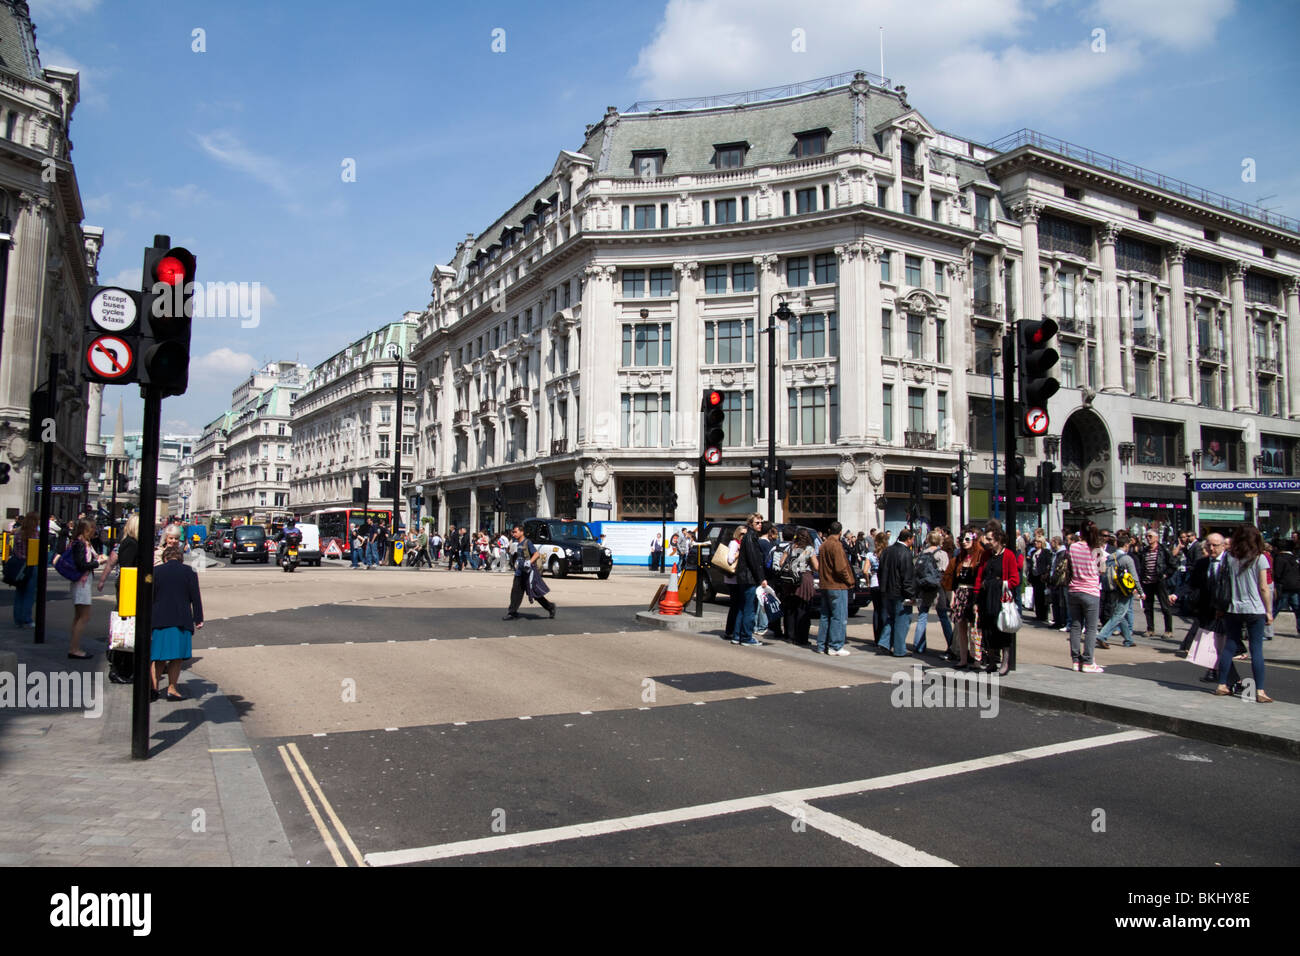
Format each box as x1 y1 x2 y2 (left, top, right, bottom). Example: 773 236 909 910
646 671 773 693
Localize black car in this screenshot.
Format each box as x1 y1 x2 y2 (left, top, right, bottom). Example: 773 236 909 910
699 521 869 615
521 518 613 579
229 525 269 564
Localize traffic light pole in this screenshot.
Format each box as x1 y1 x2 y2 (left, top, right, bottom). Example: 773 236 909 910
131 384 162 760
695 458 705 617
1003 331 1017 540
393 354 403 538
33 352 58 645
959 448 967 531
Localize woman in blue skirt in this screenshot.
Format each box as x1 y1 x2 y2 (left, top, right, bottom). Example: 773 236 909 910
150 544 204 703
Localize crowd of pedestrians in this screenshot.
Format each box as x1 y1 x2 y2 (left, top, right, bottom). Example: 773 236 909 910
721 514 1284 698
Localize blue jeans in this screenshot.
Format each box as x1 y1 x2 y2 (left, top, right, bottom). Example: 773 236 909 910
366 542 378 566
1277 590 1300 631
351 543 362 568
817 588 848 651
912 588 952 654
736 585 759 642
12 570 35 624
1216 613 1267 693
1098 595 1136 643
879 597 912 656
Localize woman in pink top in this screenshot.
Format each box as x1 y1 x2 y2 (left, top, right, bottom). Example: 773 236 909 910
1067 521 1106 672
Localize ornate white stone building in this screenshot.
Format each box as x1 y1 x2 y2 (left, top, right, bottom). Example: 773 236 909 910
0 0 102 522
219 361 307 520
289 317 418 526
407 71 1300 538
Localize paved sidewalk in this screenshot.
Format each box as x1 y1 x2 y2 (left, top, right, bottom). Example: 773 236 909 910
638 607 1300 759
0 591 293 867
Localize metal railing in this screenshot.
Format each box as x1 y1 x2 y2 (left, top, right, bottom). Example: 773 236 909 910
1132 331 1159 350
988 129 1300 235
904 431 936 450
901 162 924 180
1197 345 1224 363
1258 356 1279 374
550 439 568 456
624 69 890 113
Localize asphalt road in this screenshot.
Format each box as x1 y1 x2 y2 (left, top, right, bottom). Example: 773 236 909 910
173 567 1300 867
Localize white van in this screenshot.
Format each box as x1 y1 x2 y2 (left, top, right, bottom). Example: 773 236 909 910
295 522 322 567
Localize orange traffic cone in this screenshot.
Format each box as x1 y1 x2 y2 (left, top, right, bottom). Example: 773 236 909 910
658 562 683 615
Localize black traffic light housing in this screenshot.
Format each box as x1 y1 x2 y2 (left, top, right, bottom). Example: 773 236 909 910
701 390 725 465
950 470 963 495
1016 319 1059 436
139 237 197 397
663 490 679 513
774 459 792 497
0 462 9 485
573 489 582 507
1009 455 1027 493
493 490 504 511
749 458 767 499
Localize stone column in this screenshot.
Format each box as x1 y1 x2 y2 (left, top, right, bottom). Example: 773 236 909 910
1011 201 1043 325
1167 243 1192 402
863 246 884 441
1230 261 1251 412
1158 293 1173 402
751 255 778 443
1286 279 1300 420
946 262 969 450
835 240 867 445
1118 279 1133 394
1098 221 1124 393
674 260 703 451
579 265 616 447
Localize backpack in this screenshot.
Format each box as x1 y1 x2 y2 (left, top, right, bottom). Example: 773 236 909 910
1050 551 1072 588
1105 553 1136 598
53 544 84 582
1274 550 1300 591
915 550 942 590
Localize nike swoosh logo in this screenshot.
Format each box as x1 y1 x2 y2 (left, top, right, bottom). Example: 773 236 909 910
718 492 750 506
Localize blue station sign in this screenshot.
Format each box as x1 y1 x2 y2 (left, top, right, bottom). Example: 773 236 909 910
1194 479 1300 493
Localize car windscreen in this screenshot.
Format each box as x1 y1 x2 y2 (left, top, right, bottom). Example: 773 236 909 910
548 521 594 541
234 528 265 541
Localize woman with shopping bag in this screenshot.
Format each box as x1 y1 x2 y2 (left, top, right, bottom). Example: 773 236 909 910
98 514 141 684
944 529 984 668
1213 526 1274 703
975 527 1020 676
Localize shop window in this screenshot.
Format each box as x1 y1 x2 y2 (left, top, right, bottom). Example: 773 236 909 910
1199 426 1245 472
1134 418 1183 466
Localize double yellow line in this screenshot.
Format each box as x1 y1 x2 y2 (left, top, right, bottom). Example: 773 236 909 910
277 742 365 867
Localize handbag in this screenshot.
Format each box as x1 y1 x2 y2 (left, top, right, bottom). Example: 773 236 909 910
109 611 136 651
2 554 27 587
710 543 737 575
998 582 1022 633
1187 625 1220 669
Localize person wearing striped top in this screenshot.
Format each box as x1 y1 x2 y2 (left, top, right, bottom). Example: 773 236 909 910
1067 521 1106 673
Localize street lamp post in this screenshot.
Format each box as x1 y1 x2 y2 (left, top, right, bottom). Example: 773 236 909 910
764 296 797 522
989 345 1001 520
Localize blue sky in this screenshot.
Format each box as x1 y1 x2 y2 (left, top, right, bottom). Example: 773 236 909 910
29 0 1300 435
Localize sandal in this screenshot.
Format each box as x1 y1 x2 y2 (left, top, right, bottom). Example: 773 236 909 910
1213 686 1234 696
1256 692 1275 704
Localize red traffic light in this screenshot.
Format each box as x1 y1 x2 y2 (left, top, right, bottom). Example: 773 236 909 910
155 256 188 286
707 390 723 406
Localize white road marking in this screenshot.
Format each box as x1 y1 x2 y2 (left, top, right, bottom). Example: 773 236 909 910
312 733 327 737
693 701 706 706
769 798 955 866
384 727 398 732
518 716 532 720
453 722 467 726
362 730 1156 867
579 711 593 715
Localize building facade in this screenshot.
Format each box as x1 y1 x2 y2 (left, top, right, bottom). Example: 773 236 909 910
219 360 307 520
404 71 1300 539
290 316 418 527
190 409 234 522
0 0 102 522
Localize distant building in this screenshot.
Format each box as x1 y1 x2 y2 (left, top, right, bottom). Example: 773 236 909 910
218 360 308 520
290 316 418 527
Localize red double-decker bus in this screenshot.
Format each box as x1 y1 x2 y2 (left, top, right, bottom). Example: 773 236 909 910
304 507 394 560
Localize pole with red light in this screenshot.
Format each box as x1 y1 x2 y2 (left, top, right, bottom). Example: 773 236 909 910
697 389 726 617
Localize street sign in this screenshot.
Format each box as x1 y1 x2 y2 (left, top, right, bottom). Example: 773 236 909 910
85 335 135 381
703 447 721 465
1194 479 1300 493
89 287 139 332
1024 407 1049 436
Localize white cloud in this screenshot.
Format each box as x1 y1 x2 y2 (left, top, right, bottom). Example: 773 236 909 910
191 347 257 380
168 184 209 205
98 266 137 289
1090 0 1235 52
630 0 1225 130
84 194 111 215
194 131 294 196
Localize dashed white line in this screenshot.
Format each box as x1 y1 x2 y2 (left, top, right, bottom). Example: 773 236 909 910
384 727 398 732
518 716 532 720
579 711 593 715
453 722 467 726
312 733 327 737
692 701 706 706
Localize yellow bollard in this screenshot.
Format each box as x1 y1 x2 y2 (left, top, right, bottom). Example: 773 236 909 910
119 566 137 617
27 538 38 566
1 531 9 561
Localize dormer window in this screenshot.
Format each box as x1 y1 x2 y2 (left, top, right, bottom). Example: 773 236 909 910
794 128 830 158
631 150 667 178
522 214 537 237
713 142 748 169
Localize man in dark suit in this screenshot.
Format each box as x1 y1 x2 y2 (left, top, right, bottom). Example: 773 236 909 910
877 528 917 657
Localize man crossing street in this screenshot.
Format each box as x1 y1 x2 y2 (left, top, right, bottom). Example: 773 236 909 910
503 525 556 620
